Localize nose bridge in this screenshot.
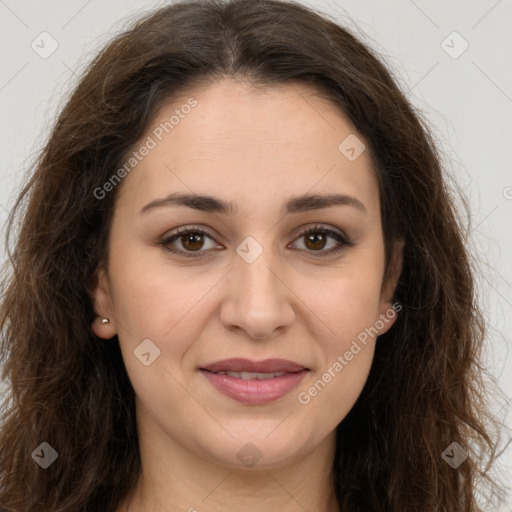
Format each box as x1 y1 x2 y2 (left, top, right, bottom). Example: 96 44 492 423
236 234 283 311
221 234 295 338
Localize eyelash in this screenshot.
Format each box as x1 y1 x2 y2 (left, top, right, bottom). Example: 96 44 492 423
159 224 354 259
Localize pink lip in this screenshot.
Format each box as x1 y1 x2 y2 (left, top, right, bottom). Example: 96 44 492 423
201 358 307 373
200 358 309 405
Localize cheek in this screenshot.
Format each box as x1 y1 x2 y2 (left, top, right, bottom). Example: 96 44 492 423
310 265 385 347
298 266 382 412
108 244 215 336
105 252 209 393
308 343 375 427
109 254 212 426
297 298 378 425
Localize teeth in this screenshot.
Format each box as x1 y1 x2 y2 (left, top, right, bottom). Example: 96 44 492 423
215 371 286 380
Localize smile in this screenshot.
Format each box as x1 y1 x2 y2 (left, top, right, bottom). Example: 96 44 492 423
199 358 309 405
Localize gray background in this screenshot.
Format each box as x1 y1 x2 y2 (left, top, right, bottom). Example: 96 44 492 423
1 0 511 508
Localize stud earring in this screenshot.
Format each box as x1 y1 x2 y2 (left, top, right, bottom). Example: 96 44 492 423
101 318 110 324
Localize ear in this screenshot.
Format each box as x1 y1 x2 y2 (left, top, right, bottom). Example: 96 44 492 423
90 267 117 339
376 237 404 335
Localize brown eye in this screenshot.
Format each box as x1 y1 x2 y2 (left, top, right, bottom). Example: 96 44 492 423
290 225 353 257
161 227 219 257
160 224 353 259
180 232 205 251
304 231 328 251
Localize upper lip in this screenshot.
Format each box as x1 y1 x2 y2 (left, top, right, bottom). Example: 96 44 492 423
201 358 308 373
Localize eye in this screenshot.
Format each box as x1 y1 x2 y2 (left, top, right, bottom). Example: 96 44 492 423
160 226 220 258
159 223 353 258
289 224 353 257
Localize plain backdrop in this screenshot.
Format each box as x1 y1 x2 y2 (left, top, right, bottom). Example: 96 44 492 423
1 0 511 508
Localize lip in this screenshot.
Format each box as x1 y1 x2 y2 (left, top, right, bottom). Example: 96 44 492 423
201 358 307 373
200 358 309 405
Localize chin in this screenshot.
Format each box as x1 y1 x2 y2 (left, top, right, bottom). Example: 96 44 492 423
198 427 316 470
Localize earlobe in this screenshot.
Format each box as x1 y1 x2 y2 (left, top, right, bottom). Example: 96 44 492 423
90 268 117 339
92 316 117 339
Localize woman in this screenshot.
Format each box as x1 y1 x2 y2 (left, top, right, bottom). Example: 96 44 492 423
0 0 504 510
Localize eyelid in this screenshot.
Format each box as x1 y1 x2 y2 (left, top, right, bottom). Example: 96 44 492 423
160 223 353 258
289 223 354 257
160 225 220 257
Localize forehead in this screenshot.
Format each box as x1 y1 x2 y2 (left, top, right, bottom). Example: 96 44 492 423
116 79 379 219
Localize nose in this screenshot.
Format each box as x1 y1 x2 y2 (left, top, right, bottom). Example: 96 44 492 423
219 248 296 340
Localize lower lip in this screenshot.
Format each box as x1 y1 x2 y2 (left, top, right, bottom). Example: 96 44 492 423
200 369 308 405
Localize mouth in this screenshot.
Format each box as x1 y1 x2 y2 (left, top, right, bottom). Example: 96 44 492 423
205 370 288 380
199 358 309 405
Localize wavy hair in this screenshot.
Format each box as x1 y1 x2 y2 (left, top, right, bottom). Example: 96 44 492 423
0 0 504 510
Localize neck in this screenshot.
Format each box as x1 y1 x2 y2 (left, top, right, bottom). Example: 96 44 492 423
117 412 339 512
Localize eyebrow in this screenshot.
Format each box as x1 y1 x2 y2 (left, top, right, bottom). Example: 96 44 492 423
140 192 367 215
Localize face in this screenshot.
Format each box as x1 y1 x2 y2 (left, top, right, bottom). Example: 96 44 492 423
92 78 402 470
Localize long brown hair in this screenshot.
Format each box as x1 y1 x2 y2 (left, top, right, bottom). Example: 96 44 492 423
0 0 504 510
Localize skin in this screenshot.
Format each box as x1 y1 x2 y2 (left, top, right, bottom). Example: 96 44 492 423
91 78 403 512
